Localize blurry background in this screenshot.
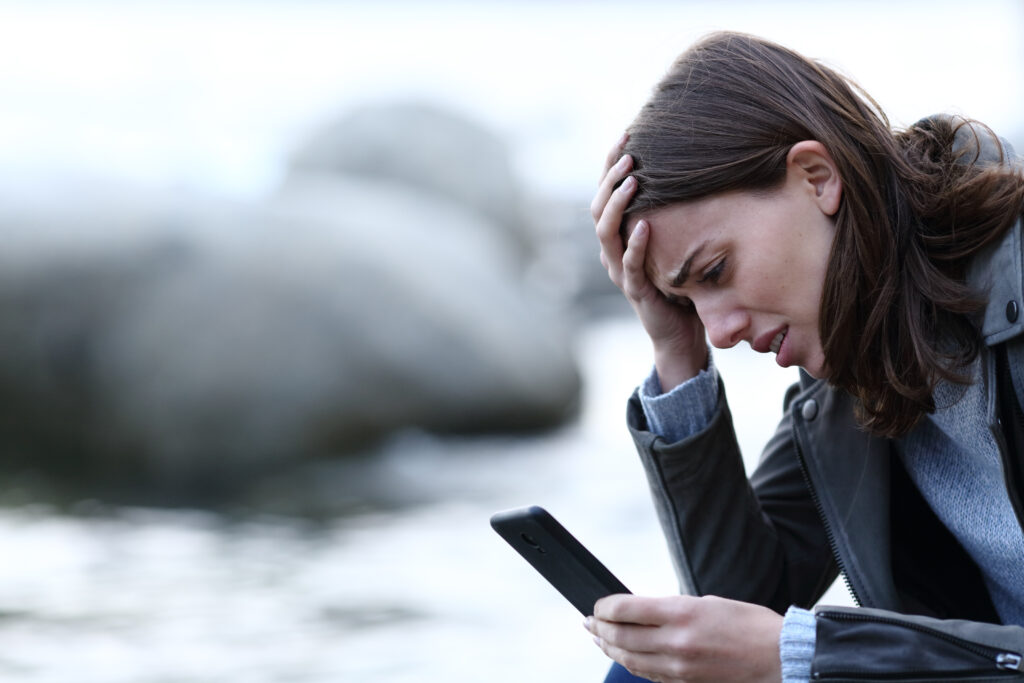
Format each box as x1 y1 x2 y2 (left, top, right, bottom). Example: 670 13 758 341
0 1 1021 681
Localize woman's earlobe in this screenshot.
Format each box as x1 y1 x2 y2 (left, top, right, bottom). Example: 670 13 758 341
820 173 843 216
818 176 842 216
788 140 842 216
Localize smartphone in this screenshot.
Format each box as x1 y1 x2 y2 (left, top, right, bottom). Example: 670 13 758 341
490 505 630 616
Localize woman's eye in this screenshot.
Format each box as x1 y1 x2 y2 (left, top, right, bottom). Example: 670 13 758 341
698 258 726 285
664 293 695 311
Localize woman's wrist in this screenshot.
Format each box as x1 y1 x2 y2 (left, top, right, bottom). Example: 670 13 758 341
638 351 719 443
654 342 709 391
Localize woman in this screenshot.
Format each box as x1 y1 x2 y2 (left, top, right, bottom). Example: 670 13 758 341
587 32 1024 682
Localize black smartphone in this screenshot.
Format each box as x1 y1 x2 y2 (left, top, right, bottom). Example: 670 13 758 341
490 505 631 616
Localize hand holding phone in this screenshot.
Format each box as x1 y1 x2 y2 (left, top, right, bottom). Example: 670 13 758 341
490 505 630 616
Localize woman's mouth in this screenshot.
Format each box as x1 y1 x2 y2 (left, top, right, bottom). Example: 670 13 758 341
769 329 786 354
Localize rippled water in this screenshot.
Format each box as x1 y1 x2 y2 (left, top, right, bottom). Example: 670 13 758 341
0 316 845 683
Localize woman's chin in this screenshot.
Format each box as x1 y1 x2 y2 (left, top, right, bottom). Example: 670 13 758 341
797 353 829 379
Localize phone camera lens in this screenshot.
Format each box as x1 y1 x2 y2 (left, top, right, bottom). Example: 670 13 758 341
520 533 546 553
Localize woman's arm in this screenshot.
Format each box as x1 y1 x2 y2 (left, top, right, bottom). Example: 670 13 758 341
615 382 1024 681
588 599 1024 682
592 131 834 607
608 376 828 681
592 132 831 681
627 378 836 608
593 133 708 391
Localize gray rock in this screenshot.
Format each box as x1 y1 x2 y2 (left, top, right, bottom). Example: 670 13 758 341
288 101 531 263
0 173 580 502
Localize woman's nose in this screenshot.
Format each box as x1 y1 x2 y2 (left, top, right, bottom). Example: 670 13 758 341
699 304 749 350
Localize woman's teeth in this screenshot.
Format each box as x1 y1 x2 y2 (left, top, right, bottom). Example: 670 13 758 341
769 330 786 354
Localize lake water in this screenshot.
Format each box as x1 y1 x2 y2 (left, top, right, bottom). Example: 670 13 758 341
0 316 851 683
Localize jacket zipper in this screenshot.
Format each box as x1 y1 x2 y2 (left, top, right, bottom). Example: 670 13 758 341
994 344 1024 532
813 669 1019 680
814 610 1023 678
791 414 862 608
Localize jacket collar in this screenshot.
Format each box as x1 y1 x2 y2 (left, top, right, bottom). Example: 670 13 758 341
953 116 1024 346
966 214 1024 346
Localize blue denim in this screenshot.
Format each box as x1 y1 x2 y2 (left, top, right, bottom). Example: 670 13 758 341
603 662 652 682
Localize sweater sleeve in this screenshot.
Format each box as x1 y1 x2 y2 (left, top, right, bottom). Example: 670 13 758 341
780 606 816 682
636 351 720 443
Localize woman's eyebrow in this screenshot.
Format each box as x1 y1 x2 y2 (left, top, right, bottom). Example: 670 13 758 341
671 241 708 287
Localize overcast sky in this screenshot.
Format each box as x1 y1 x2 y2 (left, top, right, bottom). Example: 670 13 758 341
1 0 1021 199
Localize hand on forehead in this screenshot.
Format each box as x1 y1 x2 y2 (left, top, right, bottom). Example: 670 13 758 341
619 213 646 245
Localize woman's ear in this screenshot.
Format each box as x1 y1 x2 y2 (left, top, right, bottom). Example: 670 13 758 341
787 140 842 216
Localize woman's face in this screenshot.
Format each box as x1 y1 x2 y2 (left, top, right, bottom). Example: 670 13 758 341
636 165 838 377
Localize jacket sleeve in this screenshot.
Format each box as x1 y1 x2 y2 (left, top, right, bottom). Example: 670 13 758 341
812 605 1024 680
626 377 836 613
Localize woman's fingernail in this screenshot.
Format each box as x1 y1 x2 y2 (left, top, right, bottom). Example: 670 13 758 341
618 130 629 146
593 635 603 647
633 220 647 238
622 176 635 190
583 616 593 631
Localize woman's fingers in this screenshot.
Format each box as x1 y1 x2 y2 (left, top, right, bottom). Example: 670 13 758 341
587 613 685 683
621 219 652 300
590 152 633 224
596 175 637 287
595 641 666 683
591 131 632 224
587 618 661 653
592 132 636 292
594 594 695 626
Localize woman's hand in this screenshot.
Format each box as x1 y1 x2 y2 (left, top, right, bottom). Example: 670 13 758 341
586 594 783 683
592 134 708 390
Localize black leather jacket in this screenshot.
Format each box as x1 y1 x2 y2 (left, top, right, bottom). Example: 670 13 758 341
626 213 1024 679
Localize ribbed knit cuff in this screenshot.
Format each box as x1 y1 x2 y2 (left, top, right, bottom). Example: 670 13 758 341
637 351 719 443
780 605 816 683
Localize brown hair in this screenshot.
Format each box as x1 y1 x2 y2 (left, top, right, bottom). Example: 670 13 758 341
622 31 1024 437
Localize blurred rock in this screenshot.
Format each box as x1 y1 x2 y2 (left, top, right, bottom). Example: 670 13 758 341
289 101 532 263
290 101 621 317
0 107 581 505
